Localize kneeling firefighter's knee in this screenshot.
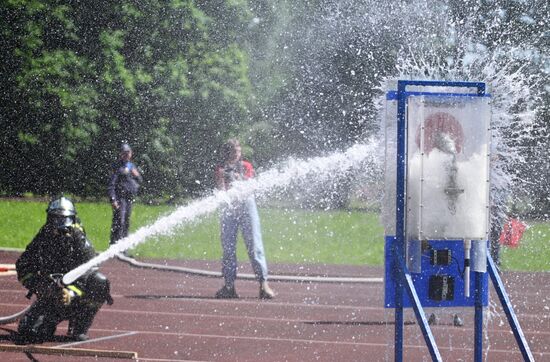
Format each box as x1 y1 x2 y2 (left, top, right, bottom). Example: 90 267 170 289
18 306 57 339
83 272 114 305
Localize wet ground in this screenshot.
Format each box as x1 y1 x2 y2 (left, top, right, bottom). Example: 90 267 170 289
0 250 548 361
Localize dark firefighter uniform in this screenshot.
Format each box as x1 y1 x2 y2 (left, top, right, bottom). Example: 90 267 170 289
108 143 142 244
16 197 113 343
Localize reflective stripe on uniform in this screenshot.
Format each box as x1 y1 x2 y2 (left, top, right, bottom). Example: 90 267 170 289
67 284 84 297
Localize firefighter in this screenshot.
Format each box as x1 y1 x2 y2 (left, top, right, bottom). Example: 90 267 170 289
108 143 142 245
16 197 113 343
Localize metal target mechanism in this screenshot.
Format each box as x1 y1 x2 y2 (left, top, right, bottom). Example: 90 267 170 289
382 80 534 362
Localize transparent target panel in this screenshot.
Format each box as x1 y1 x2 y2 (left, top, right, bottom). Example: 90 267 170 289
406 95 490 241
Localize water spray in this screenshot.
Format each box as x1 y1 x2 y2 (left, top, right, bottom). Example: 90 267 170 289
63 141 381 285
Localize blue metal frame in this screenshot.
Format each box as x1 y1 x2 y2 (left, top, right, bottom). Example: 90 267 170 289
393 80 486 362
385 239 489 308
386 90 491 100
394 79 409 361
390 79 533 361
474 271 484 361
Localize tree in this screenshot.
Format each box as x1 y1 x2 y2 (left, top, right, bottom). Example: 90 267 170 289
0 0 253 198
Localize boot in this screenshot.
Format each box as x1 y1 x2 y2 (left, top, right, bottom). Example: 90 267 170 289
67 305 98 341
453 314 464 327
427 313 439 326
215 285 238 299
69 332 89 341
67 319 89 341
18 305 57 344
259 281 275 299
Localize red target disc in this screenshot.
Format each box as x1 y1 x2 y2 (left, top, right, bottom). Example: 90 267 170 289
415 112 464 154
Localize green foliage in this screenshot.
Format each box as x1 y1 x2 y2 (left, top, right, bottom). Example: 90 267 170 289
1 0 547 218
0 0 252 198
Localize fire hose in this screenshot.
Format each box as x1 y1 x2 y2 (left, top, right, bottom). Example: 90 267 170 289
0 253 382 325
0 306 30 325
114 253 383 284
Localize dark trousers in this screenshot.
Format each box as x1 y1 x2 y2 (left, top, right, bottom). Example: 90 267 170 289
110 198 133 244
18 297 100 341
18 271 111 342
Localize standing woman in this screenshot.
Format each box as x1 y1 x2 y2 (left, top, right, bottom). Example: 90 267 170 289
214 139 275 299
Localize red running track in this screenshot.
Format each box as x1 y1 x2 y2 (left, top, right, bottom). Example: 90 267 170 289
1 250 549 361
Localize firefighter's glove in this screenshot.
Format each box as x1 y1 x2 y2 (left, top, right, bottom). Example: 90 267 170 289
36 279 61 299
61 287 76 305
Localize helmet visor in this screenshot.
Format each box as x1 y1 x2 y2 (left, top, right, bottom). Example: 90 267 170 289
49 215 73 230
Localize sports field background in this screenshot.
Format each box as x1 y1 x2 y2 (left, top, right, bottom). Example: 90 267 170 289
0 199 547 271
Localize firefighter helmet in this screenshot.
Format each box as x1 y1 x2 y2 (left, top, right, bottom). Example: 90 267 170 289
46 197 76 229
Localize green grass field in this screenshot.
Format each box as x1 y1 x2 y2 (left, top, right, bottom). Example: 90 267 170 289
500 222 550 271
0 200 548 271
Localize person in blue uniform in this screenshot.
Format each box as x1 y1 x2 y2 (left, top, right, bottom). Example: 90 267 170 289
108 143 142 245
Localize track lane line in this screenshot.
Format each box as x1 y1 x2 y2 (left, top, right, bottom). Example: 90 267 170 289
56 331 138 348
85 326 550 357
2 302 550 335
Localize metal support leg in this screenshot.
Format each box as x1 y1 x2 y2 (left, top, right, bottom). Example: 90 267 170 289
403 272 442 362
474 272 484 361
395 285 403 362
394 250 442 362
487 254 534 361
392 240 405 362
